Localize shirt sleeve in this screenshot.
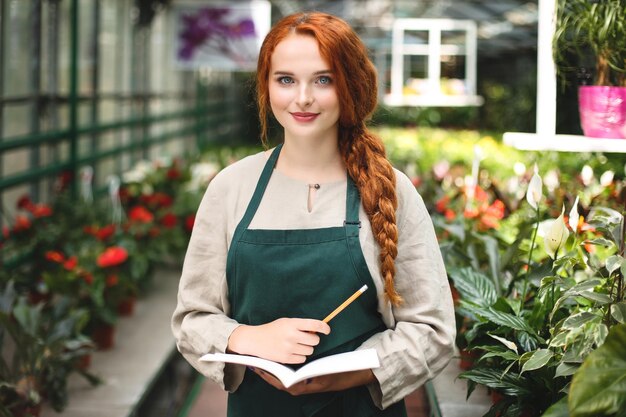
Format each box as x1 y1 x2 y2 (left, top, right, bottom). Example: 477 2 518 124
170 172 246 392
360 172 456 409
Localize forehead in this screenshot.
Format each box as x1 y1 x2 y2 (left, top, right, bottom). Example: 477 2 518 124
270 33 330 71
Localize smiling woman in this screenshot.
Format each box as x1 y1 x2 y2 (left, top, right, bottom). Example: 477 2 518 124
172 11 456 417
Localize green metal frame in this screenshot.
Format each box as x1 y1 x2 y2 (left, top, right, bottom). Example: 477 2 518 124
0 0 238 225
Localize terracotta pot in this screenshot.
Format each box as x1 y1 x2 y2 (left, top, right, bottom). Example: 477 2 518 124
27 290 51 305
459 349 478 370
117 296 137 316
12 403 41 417
91 323 115 350
578 86 626 139
76 353 92 370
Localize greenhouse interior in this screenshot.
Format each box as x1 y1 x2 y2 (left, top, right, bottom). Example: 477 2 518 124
1 0 625 416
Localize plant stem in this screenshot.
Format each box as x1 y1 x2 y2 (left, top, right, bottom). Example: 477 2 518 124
522 206 540 302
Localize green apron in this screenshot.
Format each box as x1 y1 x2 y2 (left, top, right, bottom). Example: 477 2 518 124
225 144 407 417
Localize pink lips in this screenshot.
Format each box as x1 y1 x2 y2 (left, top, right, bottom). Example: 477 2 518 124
291 112 319 122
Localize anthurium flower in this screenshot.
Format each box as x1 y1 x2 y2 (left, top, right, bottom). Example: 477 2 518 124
128 206 154 223
544 206 570 258
97 246 129 268
568 196 580 232
45 250 65 263
526 165 543 210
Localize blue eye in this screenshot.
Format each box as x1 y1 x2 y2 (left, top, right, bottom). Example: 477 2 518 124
277 76 293 84
317 76 332 85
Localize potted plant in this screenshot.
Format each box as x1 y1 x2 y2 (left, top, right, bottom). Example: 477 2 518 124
0 282 99 415
554 0 626 139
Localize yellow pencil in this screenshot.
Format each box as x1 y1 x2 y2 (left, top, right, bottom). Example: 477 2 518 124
323 285 368 323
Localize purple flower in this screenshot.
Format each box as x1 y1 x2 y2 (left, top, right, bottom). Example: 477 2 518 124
177 7 257 62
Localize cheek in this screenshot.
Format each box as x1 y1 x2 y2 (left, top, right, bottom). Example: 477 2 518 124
318 90 340 112
269 86 292 110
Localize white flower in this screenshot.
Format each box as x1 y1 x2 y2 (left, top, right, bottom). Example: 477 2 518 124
526 164 543 210
581 165 594 186
544 170 560 193
513 162 526 177
544 206 570 258
568 196 580 232
600 170 614 187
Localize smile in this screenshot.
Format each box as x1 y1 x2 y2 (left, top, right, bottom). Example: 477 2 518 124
290 112 319 122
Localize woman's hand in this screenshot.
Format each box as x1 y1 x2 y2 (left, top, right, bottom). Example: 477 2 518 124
251 368 376 395
227 318 331 364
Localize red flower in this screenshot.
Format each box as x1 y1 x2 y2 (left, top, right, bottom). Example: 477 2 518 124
149 227 161 237
45 251 65 263
13 215 31 232
154 192 173 208
63 256 78 271
96 224 116 241
160 213 177 228
81 271 94 285
31 204 52 218
17 195 33 210
167 167 181 180
435 196 450 214
97 246 129 268
2 226 8 239
105 274 119 287
184 214 195 232
84 225 97 235
129 206 154 223
56 171 73 192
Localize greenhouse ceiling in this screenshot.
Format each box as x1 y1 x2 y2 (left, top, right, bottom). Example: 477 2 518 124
270 0 539 57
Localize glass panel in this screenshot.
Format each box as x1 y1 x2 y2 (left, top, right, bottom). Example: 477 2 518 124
3 104 31 137
4 0 33 97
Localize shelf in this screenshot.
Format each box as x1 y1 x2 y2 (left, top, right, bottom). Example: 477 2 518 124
41 266 183 417
503 132 626 153
383 94 484 107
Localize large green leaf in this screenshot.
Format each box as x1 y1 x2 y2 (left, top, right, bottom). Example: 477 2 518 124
569 323 626 417
459 368 531 396
521 349 554 374
611 302 626 324
473 306 536 334
542 396 570 417
449 267 497 307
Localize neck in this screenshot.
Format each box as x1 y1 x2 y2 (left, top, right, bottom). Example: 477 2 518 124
276 133 345 183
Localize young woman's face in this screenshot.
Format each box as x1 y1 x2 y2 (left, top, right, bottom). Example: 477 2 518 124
268 34 340 142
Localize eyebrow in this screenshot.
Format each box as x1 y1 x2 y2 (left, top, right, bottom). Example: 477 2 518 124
272 70 333 76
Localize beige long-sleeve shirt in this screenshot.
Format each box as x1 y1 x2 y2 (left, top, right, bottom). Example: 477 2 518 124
171 150 456 409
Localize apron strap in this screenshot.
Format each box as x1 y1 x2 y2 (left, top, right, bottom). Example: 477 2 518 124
344 176 362 233
235 144 283 232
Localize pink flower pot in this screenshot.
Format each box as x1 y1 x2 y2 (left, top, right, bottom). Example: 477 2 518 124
578 86 626 139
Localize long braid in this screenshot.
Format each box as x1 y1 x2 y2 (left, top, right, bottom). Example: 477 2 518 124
340 126 402 305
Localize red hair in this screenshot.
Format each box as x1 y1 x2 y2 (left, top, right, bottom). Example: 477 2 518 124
256 12 401 305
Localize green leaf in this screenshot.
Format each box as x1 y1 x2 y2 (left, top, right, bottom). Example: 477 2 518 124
569 323 626 417
488 334 519 354
579 292 612 304
473 306 536 334
606 255 623 275
542 396 570 417
555 362 579 378
611 302 626 324
459 368 531 396
449 267 498 307
562 312 601 330
521 349 554 374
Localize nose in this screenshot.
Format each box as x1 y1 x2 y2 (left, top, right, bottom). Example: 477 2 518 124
296 85 313 108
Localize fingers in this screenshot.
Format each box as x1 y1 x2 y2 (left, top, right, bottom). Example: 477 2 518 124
295 318 331 335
